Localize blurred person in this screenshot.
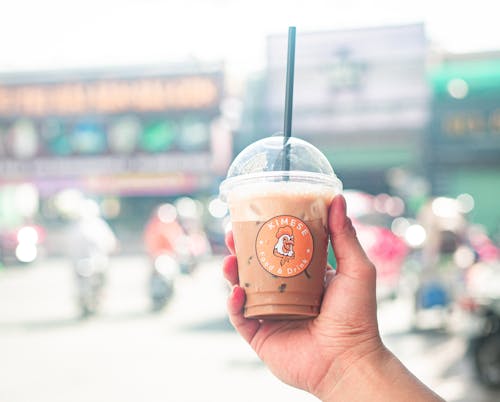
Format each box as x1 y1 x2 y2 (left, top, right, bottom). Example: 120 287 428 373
67 198 118 265
412 198 470 321
222 195 444 401
144 203 195 272
66 198 118 317
144 203 185 259
418 197 467 273
144 202 210 275
174 197 212 264
143 203 187 310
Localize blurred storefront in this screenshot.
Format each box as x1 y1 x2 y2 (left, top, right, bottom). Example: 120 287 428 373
238 25 499 238
262 23 430 194
0 64 231 254
427 52 500 235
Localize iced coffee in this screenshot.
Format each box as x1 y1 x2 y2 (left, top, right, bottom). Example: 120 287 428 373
220 136 342 320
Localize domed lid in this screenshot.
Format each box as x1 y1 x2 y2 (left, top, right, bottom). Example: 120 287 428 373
220 135 342 199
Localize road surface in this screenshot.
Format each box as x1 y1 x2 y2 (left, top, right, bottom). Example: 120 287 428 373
0 255 499 402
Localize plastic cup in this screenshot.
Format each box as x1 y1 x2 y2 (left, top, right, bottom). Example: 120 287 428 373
220 135 342 320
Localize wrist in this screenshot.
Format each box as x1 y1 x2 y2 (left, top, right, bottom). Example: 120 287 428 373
317 344 444 402
312 334 387 401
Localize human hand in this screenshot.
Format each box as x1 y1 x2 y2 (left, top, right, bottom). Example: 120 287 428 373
223 194 386 400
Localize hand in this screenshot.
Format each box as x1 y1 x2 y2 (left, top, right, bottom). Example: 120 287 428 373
223 194 444 401
223 194 383 399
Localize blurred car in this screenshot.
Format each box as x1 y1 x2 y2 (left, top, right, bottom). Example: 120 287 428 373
0 224 46 265
342 190 409 300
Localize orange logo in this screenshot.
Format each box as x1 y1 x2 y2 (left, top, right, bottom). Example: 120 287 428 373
255 215 314 278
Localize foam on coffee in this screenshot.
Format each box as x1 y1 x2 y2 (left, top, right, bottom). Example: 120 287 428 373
227 181 336 225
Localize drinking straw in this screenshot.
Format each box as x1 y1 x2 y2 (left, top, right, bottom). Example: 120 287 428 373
282 26 296 172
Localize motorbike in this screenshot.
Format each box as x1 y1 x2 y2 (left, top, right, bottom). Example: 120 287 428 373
149 254 179 311
74 255 107 318
174 236 197 275
462 261 500 388
144 204 210 277
469 300 500 388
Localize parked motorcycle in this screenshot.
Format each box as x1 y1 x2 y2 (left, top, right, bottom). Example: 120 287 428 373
462 261 500 388
469 300 500 388
149 254 179 311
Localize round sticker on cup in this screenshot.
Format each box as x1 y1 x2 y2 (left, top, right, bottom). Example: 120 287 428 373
255 215 314 278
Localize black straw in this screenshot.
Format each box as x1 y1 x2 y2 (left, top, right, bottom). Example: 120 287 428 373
282 26 296 172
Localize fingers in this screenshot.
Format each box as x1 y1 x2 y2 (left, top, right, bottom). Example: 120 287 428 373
223 251 260 343
227 286 260 344
328 195 375 280
222 255 239 286
225 231 235 254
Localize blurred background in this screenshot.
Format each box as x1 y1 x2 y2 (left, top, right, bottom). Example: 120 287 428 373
1 1 500 401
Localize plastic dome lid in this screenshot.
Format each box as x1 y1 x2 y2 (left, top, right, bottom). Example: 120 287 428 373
220 135 342 199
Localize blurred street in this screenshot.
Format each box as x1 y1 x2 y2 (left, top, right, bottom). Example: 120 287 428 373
1 3 500 401
0 256 499 402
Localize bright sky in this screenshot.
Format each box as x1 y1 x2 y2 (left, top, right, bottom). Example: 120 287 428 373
1 0 499 85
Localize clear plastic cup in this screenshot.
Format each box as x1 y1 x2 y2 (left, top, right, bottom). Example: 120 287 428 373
220 135 342 320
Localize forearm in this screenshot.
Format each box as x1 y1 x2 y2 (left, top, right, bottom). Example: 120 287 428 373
319 347 445 402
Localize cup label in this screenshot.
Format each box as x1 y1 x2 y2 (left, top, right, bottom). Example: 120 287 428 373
255 215 314 278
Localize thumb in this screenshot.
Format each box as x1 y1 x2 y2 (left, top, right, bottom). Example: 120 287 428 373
328 194 376 281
